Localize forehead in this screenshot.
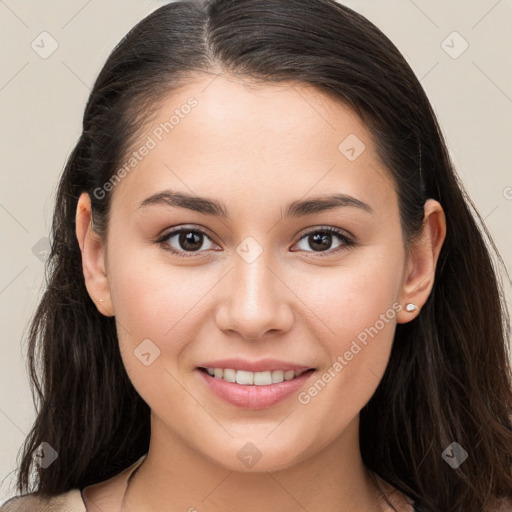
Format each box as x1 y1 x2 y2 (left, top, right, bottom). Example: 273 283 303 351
109 74 397 219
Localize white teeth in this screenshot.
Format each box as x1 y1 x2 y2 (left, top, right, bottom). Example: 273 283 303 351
271 370 284 383
204 367 308 385
253 371 272 385
222 368 236 382
235 370 254 385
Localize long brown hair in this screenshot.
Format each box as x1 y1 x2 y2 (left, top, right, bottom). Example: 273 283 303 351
14 1 512 510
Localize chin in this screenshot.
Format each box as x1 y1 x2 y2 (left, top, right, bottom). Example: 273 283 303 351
202 439 308 474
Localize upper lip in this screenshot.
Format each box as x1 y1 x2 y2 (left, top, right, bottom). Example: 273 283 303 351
198 358 314 373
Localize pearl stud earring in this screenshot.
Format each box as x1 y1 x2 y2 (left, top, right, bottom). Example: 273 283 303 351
405 303 418 312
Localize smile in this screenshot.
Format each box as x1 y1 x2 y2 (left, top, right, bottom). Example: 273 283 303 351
200 367 311 385
196 367 316 410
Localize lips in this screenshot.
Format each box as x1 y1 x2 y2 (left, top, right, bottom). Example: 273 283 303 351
198 358 313 373
195 358 316 409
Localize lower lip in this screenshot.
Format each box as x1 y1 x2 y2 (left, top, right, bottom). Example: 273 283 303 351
196 368 315 410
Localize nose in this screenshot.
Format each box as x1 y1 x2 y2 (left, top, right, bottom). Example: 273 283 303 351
215 255 294 340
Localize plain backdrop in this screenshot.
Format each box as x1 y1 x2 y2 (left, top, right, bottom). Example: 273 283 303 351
1 0 511 502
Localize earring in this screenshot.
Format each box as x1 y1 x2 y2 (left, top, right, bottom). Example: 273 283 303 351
405 303 418 312
99 299 104 303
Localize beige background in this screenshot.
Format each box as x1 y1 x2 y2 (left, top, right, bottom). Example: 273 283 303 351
1 0 511 501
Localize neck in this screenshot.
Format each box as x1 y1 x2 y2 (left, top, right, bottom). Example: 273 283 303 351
122 415 385 512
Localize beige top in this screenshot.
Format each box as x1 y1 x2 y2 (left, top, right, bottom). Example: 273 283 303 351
2 458 511 511
0 455 146 512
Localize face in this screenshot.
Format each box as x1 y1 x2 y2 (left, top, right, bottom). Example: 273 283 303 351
77 74 443 473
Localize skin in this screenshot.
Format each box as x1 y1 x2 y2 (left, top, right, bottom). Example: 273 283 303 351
75 74 446 512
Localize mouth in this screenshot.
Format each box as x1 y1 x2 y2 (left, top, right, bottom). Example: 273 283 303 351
195 365 316 410
197 367 315 385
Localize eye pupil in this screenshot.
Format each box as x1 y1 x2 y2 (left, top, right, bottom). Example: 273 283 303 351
163 227 349 257
309 232 332 251
180 231 203 251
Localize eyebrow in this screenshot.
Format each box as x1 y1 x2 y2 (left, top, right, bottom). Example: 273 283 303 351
137 189 374 218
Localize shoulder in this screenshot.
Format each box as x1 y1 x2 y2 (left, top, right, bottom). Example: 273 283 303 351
0 489 86 512
1 455 147 512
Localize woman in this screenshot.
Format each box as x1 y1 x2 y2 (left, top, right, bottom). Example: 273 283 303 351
2 0 511 511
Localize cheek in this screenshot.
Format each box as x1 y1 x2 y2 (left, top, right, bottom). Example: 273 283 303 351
297 242 404 337
108 246 206 338
108 250 211 413
107 248 219 374
295 246 404 412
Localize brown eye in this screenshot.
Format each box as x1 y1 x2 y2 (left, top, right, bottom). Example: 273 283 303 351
159 227 217 257
157 225 355 259
175 231 204 251
292 227 355 256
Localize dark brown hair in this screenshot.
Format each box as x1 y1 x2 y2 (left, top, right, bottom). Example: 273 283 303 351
14 1 512 510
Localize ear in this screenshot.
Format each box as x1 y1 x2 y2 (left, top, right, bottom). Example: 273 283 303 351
75 192 114 317
396 199 446 324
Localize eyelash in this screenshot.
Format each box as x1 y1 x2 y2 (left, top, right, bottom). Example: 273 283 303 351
157 225 356 259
